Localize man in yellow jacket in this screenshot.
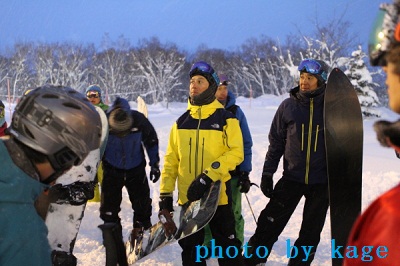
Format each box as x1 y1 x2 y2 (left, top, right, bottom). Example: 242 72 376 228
159 61 244 266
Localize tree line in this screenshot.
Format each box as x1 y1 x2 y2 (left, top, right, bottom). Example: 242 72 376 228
0 17 383 116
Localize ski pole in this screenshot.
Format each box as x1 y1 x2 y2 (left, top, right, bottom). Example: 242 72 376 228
245 193 257 225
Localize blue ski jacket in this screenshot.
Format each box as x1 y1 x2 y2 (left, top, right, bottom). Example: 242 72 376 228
0 140 52 266
263 85 328 185
224 90 253 175
103 97 159 170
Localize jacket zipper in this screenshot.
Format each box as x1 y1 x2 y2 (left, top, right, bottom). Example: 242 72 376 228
194 107 202 178
305 98 314 184
314 125 319 152
189 138 192 173
301 124 304 151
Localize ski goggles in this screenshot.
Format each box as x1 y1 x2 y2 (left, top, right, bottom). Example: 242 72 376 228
298 59 328 81
189 61 220 85
0 107 4 118
86 91 100 98
298 59 324 75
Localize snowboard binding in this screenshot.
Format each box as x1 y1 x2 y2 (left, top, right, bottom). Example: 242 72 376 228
158 209 177 239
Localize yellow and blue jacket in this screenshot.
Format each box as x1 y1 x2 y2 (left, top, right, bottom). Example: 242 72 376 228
160 99 244 206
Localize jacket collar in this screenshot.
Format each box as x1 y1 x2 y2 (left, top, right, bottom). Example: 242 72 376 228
187 99 224 119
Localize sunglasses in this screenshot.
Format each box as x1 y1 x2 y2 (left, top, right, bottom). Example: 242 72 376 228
189 61 220 85
86 92 100 99
298 59 327 81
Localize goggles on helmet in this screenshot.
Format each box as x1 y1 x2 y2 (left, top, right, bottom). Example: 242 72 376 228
189 61 220 85
369 3 400 66
298 59 327 81
86 91 100 98
0 107 4 119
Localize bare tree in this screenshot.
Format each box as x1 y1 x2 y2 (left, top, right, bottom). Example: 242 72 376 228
127 38 186 106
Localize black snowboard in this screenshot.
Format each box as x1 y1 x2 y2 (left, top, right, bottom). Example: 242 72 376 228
324 68 363 266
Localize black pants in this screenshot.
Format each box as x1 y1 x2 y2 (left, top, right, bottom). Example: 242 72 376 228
100 161 152 228
178 204 244 266
244 179 329 266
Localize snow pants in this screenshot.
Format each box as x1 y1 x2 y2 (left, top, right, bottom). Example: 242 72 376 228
178 204 244 266
203 177 244 246
244 179 329 266
100 160 152 228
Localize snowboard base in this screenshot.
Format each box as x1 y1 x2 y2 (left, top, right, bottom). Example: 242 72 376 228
324 68 363 266
126 181 221 264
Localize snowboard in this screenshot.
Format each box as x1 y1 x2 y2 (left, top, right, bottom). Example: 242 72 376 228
45 106 108 264
324 68 363 266
126 180 221 265
137 96 148 118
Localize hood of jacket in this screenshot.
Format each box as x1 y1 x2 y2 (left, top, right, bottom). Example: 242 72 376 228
224 90 237 109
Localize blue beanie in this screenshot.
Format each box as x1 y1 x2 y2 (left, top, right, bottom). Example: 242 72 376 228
85 85 102 95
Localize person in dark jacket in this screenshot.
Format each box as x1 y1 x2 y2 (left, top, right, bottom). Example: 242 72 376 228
244 58 330 266
99 97 160 266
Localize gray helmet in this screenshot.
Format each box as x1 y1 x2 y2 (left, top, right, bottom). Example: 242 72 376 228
10 85 102 171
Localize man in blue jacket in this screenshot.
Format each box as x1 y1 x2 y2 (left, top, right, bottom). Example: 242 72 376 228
99 97 160 266
203 73 253 249
244 59 330 266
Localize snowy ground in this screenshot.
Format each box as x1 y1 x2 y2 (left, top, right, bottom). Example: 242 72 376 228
8 94 399 265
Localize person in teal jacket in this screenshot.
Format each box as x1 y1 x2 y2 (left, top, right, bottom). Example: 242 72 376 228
0 85 102 266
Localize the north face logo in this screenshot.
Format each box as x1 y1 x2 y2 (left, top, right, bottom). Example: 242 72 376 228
211 123 220 129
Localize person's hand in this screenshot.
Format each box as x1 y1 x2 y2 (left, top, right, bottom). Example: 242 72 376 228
158 195 176 237
238 171 251 193
187 173 212 201
260 173 274 198
150 164 161 183
159 195 173 212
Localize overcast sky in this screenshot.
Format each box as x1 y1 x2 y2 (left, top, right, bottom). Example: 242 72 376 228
0 0 384 53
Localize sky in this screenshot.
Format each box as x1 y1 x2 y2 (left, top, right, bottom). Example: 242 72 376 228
5 95 398 265
0 0 384 54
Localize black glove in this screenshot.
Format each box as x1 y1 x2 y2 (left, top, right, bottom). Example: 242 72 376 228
260 173 274 198
49 182 95 205
150 164 161 183
159 195 173 212
187 173 213 202
238 171 251 193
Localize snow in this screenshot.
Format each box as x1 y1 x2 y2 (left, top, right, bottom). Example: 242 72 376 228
5 94 400 265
